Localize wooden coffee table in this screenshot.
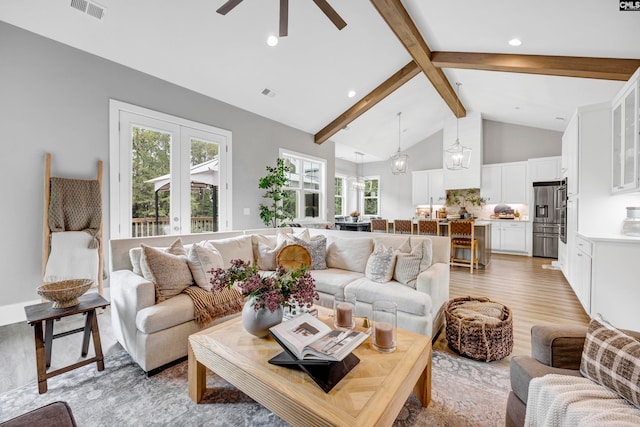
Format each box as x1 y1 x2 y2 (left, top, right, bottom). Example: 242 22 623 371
188 309 431 427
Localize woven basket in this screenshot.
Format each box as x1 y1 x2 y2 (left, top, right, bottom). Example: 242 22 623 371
445 296 513 362
37 279 93 308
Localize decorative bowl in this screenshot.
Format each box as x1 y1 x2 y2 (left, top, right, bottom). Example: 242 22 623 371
37 279 93 308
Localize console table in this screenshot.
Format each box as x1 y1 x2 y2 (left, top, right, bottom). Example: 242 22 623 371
24 293 110 393
335 221 371 232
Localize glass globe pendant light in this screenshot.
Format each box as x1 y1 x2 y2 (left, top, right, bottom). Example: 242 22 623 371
390 112 409 175
445 83 471 170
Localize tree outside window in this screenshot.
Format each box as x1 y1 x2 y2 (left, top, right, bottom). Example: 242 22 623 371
334 176 345 216
363 177 379 215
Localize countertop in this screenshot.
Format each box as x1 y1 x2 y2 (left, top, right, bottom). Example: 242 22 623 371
578 232 640 243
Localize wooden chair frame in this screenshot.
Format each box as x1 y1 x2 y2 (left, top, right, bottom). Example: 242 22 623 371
417 219 440 236
370 218 389 233
393 219 413 234
448 220 479 274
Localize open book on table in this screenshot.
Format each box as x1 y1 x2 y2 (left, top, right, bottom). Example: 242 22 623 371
269 313 369 362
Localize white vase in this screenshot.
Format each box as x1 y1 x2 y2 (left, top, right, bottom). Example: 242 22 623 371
241 298 283 338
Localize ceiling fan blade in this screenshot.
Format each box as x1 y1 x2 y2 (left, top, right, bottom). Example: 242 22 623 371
216 0 243 15
312 0 347 30
279 0 289 37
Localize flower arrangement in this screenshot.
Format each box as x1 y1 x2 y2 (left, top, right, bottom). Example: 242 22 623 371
209 259 318 313
350 210 360 217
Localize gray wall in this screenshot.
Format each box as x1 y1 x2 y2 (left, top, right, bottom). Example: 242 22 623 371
483 119 562 164
0 22 334 310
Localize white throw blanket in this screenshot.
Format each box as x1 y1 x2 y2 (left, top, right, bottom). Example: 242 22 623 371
525 374 640 427
44 231 99 284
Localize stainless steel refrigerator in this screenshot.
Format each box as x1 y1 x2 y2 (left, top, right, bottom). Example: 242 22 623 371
532 181 564 258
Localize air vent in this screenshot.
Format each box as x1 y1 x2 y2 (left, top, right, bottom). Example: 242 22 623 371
70 0 106 20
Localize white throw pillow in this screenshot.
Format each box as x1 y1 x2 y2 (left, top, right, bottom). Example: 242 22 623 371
365 243 397 283
187 242 224 291
277 227 311 243
206 235 253 267
373 235 411 254
326 237 373 273
257 240 286 271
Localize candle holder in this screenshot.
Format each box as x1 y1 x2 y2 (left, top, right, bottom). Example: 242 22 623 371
372 300 397 353
333 294 356 330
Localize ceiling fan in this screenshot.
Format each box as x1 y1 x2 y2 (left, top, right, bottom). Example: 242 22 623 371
216 0 347 37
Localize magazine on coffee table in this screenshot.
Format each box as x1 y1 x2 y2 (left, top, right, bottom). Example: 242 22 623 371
269 313 368 362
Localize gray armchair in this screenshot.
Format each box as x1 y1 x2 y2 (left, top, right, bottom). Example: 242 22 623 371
506 324 640 427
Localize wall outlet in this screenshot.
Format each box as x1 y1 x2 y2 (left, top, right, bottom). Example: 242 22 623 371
243 208 250 216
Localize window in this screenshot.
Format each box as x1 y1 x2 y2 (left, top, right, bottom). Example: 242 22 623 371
280 150 326 221
109 100 232 238
363 177 380 215
334 176 346 216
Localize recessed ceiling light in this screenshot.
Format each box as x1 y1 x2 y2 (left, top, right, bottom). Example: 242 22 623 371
508 38 522 46
347 90 356 98
267 35 278 46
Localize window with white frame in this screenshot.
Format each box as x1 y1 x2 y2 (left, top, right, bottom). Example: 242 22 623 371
334 175 346 216
363 177 380 216
281 150 326 221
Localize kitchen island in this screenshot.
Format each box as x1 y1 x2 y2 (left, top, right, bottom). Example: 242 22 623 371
438 221 492 267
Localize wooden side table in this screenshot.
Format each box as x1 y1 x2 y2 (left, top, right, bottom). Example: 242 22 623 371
24 293 110 393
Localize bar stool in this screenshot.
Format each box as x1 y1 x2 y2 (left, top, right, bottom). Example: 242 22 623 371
393 219 413 234
370 219 389 233
448 220 479 273
417 219 440 236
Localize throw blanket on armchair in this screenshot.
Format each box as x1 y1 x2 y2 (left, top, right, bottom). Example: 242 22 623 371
183 286 244 326
48 177 102 249
525 374 640 426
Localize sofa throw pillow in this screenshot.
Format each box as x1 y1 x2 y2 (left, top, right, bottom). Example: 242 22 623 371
141 243 193 302
140 238 187 281
373 236 411 254
393 241 423 288
129 247 143 275
187 242 224 291
256 240 286 271
292 235 327 270
417 238 433 272
276 244 312 270
207 235 253 267
251 234 276 265
580 318 640 409
365 243 397 283
277 227 310 243
326 237 373 273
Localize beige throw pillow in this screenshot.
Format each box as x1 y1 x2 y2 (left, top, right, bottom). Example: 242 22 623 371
393 242 423 288
257 240 286 271
141 243 193 302
140 238 187 281
187 242 224 291
207 235 253 267
325 237 373 273
580 318 640 409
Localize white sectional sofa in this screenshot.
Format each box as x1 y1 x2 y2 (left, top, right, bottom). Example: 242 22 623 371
109 228 450 373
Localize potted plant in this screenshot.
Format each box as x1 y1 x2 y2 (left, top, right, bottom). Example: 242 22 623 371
350 210 360 222
209 259 318 337
258 158 294 228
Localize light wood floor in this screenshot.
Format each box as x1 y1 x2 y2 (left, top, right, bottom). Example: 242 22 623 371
0 254 589 395
434 253 590 369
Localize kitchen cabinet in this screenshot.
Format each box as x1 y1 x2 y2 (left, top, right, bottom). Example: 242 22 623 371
562 114 579 196
491 221 527 254
528 156 562 182
481 162 527 204
412 169 445 206
611 69 639 193
571 235 592 314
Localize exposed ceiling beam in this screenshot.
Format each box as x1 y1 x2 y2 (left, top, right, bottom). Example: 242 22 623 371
370 0 465 119
431 52 640 81
314 61 420 145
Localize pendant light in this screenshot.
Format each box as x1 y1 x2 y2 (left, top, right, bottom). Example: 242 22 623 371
445 82 471 170
351 152 365 191
390 112 408 175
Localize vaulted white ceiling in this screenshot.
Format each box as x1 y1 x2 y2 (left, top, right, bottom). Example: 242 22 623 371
2 0 639 163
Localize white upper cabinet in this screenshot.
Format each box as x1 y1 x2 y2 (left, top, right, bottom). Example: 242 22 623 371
481 162 527 204
562 113 580 197
611 69 639 193
528 156 562 182
412 169 445 206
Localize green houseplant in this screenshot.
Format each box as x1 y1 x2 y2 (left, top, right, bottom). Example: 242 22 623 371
446 189 486 216
258 158 294 227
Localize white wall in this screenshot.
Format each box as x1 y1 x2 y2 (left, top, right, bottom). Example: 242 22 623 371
0 22 334 321
484 120 562 164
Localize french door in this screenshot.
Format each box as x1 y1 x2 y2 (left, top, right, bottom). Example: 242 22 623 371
109 101 232 238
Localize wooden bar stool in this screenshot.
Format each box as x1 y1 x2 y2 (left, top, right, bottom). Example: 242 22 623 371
417 219 440 236
370 219 389 233
448 220 479 273
393 219 413 234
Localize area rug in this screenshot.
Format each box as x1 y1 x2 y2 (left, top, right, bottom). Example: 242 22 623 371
0 349 509 426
